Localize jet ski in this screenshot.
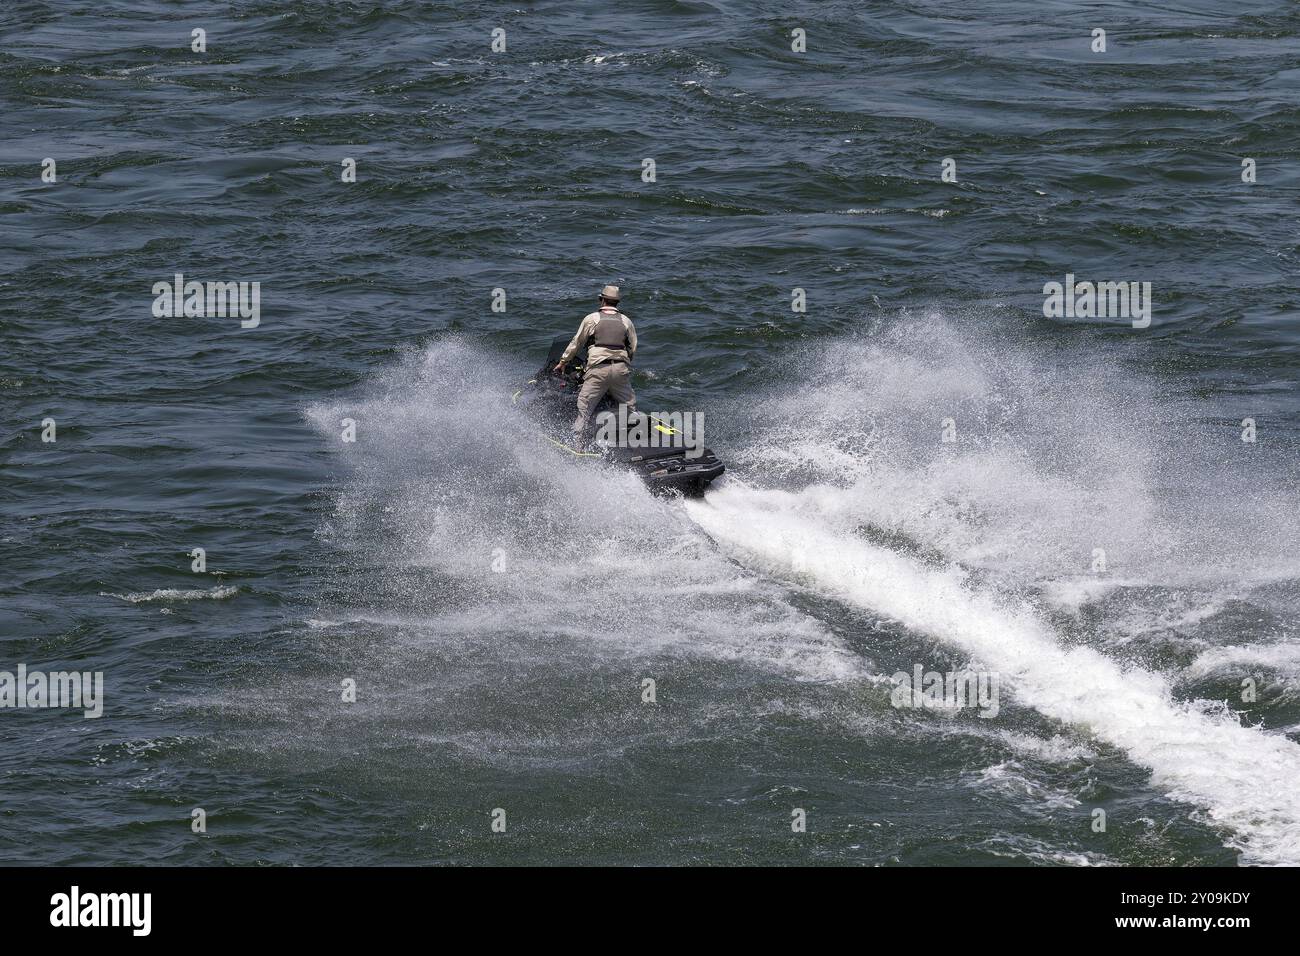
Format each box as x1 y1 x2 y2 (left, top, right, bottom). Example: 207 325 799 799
513 335 726 496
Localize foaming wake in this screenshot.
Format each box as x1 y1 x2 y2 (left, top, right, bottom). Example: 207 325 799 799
306 337 866 684
687 484 1300 864
729 313 1300 592
688 311 1300 864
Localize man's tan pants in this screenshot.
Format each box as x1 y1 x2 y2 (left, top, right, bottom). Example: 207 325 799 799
574 361 635 434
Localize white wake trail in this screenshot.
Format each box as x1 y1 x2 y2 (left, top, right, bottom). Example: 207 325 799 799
686 483 1300 866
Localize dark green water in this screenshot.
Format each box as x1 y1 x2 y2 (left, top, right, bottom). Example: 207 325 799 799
2 0 1298 865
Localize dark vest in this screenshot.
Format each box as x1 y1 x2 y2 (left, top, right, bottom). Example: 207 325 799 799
589 311 630 353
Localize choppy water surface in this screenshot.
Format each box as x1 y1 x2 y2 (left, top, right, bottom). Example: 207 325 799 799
2 1 1298 865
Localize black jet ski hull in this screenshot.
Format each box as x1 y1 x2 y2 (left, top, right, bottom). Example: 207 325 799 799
604 441 725 496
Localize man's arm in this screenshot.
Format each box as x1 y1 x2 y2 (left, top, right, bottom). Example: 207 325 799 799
555 315 592 371
624 316 637 360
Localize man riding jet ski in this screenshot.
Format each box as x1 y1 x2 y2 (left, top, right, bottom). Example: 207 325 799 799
553 284 638 436
513 284 725 497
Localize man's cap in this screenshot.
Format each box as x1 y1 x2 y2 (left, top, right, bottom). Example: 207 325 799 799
600 284 621 301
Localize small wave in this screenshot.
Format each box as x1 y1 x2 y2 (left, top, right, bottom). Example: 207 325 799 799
102 585 238 604
972 835 1113 866
838 207 949 218
1039 576 1146 613
995 730 1098 764
968 759 1084 812
1185 641 1300 681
